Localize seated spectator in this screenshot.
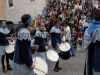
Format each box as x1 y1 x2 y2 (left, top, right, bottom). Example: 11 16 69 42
79 17 85 26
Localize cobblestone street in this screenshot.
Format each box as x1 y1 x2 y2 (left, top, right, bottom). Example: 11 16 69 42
0 51 85 75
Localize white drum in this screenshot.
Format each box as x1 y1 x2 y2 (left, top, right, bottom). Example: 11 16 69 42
6 40 15 53
6 40 15 60
59 42 71 52
46 50 59 71
59 42 71 60
6 45 14 54
33 56 48 75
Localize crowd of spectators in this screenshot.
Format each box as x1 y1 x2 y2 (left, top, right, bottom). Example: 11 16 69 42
31 0 99 50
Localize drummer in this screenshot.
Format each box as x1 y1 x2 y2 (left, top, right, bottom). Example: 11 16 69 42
50 18 62 72
13 14 39 75
63 21 75 56
0 20 13 73
33 22 50 75
34 22 50 62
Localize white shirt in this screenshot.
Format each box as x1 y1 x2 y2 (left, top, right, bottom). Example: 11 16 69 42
79 20 85 26
49 11 54 16
94 1 98 9
81 15 86 21
63 26 71 41
75 4 79 9
79 5 82 10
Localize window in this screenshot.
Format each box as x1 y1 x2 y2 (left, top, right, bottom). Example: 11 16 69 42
29 0 36 3
8 0 13 7
8 0 14 10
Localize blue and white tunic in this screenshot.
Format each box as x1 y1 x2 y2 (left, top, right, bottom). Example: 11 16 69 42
13 27 35 75
34 29 48 61
83 20 100 75
0 27 10 55
50 26 61 53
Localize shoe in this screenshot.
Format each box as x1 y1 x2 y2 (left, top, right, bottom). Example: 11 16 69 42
58 67 62 70
56 60 62 70
53 67 59 72
7 65 13 70
2 66 7 73
71 55 75 57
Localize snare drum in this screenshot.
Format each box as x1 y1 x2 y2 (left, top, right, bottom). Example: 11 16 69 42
46 50 59 71
59 42 71 60
33 56 48 75
6 40 15 60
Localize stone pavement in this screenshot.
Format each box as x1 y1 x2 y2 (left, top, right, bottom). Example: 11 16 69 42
0 51 85 75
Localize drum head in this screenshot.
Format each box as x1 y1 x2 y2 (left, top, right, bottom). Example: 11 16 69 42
6 45 14 53
59 42 71 52
33 56 48 75
46 50 59 62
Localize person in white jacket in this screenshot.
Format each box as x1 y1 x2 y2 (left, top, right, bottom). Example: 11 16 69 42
63 21 75 56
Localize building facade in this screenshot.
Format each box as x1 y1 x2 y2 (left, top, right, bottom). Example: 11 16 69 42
5 0 47 23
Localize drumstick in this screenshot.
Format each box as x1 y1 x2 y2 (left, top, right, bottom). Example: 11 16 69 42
11 33 16 37
34 67 48 74
64 43 68 49
9 33 16 41
34 52 37 66
34 50 37 66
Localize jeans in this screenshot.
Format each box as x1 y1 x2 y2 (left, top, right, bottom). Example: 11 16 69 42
70 43 75 55
66 40 75 55
71 40 77 48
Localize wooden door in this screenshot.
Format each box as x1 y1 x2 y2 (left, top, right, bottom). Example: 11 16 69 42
0 0 6 19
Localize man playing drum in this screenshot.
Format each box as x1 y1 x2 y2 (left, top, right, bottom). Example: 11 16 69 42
0 21 13 73
34 22 51 75
50 18 62 72
34 22 50 61
63 21 75 56
12 14 39 75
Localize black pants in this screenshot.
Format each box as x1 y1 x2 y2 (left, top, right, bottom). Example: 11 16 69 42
1 53 9 67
